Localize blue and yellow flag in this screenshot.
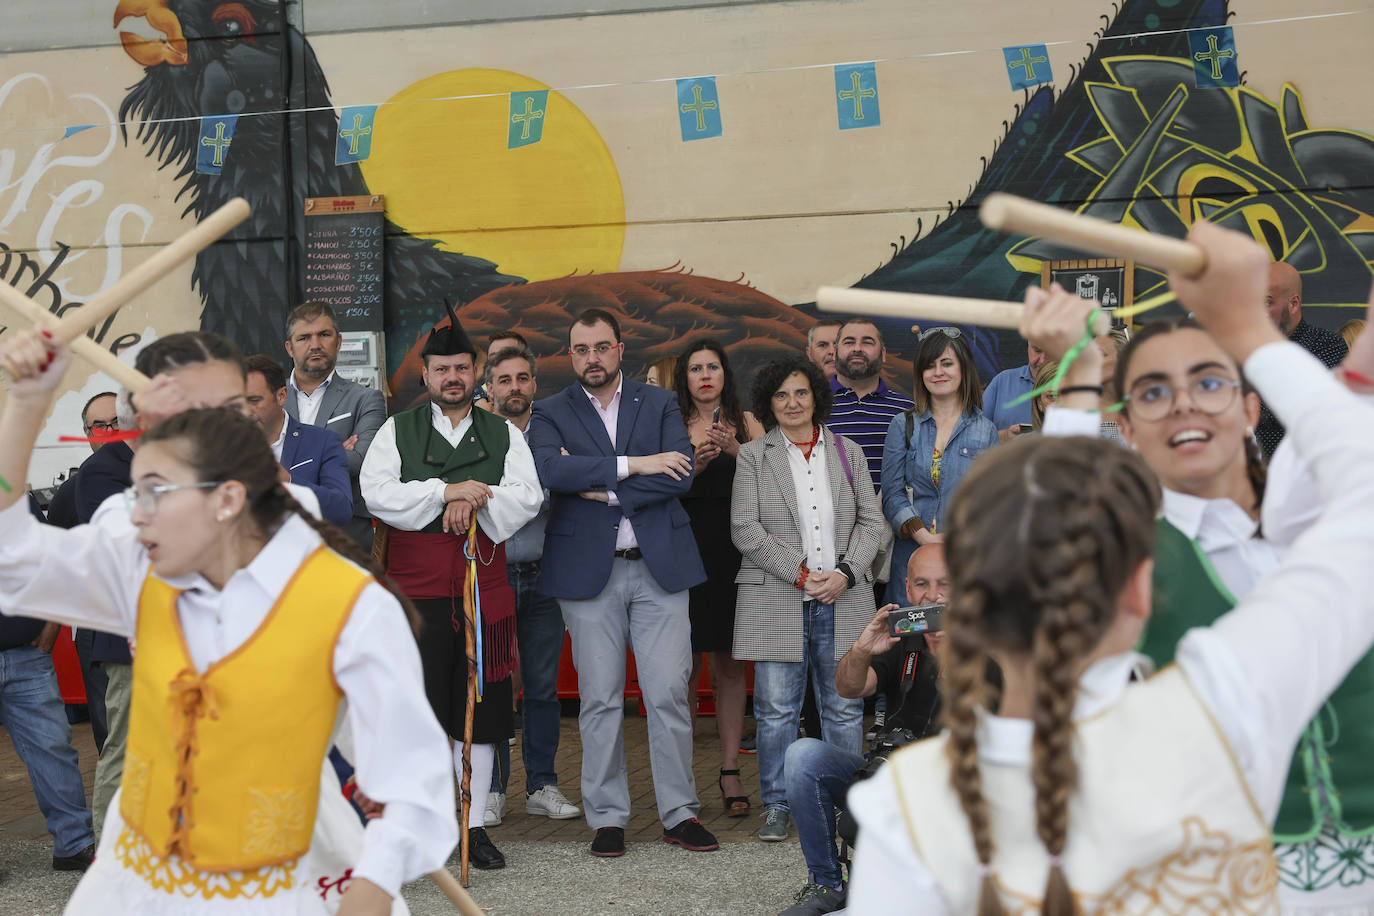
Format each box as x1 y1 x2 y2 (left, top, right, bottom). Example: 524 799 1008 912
508 91 549 149
336 106 378 165
834 63 881 130
196 115 238 175
1188 27 1238 88
676 77 722 142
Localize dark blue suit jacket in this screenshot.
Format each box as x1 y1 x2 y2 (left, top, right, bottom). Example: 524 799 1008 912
529 377 705 600
280 415 353 527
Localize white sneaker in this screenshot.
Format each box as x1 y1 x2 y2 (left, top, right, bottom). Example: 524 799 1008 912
525 785 581 819
484 792 506 827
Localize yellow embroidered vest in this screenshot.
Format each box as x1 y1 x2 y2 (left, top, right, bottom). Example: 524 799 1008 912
120 547 369 873
888 667 1279 914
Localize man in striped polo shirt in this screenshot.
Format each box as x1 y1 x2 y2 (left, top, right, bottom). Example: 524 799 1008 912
825 318 914 493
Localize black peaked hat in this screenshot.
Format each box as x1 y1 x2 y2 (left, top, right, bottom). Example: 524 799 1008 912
421 300 477 359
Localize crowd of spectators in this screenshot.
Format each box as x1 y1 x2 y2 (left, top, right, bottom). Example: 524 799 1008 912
2 257 1364 914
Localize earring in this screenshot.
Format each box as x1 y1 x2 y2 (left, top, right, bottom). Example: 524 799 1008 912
217 509 231 522
1245 426 1255 437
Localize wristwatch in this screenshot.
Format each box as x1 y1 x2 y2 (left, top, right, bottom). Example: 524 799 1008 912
836 562 856 589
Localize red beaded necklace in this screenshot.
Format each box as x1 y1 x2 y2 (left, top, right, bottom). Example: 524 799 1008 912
788 424 821 461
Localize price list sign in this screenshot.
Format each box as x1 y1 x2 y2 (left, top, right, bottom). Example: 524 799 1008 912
304 195 385 332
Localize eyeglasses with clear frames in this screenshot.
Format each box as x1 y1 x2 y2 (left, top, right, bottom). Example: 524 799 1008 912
122 481 224 515
1123 375 1243 421
570 343 617 358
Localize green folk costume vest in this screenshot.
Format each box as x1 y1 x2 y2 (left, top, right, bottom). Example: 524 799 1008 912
1146 518 1374 844
392 404 510 530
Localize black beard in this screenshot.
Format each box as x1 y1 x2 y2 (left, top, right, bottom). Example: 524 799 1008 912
431 388 472 409
841 357 879 380
496 395 530 418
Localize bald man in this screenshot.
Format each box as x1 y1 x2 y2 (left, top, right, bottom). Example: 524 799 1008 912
1256 263 1348 456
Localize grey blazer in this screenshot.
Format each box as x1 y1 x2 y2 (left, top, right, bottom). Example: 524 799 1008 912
284 371 387 519
730 426 884 663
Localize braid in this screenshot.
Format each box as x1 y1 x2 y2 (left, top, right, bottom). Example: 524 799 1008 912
940 435 1160 911
1243 431 1267 514
265 486 422 636
942 583 1006 916
1027 508 1106 916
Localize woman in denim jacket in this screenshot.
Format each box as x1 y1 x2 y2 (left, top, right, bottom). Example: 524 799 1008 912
881 328 998 605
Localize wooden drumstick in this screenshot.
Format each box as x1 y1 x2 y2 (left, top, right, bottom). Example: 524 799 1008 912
0 280 151 393
816 286 1111 336
979 193 1206 276
428 868 485 916
51 197 252 345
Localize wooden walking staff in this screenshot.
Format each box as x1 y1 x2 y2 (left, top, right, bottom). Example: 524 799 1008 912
816 286 1113 336
978 192 1207 275
457 515 481 887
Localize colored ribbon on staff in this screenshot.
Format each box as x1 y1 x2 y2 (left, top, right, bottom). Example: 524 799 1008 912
463 516 484 702
1004 311 1100 409
1002 288 1180 413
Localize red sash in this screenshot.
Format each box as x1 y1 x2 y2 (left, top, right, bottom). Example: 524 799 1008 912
386 529 517 682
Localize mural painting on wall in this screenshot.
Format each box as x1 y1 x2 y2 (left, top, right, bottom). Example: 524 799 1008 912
105 0 1374 402
3 0 1371 487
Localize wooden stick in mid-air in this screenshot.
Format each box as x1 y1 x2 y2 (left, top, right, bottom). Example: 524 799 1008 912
0 197 252 394
0 277 152 393
816 286 1112 336
978 192 1207 276
51 198 252 345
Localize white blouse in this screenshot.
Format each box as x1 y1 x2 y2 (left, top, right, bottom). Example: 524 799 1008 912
0 507 457 900
359 402 542 540
847 342 1374 912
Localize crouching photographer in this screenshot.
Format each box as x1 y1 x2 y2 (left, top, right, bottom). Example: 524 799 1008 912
778 543 950 916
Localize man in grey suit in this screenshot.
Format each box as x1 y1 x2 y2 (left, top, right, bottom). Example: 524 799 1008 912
282 301 387 548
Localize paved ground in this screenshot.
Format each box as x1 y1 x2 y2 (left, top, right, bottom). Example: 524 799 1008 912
0 710 821 914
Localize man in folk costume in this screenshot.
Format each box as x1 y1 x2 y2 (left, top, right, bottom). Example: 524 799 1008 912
360 306 541 872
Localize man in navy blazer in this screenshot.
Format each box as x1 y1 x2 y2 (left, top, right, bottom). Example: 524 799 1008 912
244 355 353 527
529 309 714 859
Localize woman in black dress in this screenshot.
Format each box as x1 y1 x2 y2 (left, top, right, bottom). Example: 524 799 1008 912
675 339 762 816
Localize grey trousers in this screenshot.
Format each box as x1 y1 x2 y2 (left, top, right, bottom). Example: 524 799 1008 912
91 661 131 837
558 558 699 831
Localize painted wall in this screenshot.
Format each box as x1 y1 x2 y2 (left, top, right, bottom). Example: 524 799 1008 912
1 0 1370 486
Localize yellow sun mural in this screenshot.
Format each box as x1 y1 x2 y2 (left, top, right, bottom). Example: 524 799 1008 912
360 68 626 280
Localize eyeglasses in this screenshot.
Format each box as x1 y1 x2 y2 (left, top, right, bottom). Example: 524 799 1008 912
1123 375 1243 421
918 326 962 342
85 419 119 433
569 343 617 358
122 482 223 515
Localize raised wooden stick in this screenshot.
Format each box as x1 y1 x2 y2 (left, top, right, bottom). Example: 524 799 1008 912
816 286 1111 336
428 868 484 916
0 280 151 393
51 197 252 345
979 193 1206 276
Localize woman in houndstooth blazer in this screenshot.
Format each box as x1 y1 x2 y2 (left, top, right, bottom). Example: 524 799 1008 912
731 356 886 842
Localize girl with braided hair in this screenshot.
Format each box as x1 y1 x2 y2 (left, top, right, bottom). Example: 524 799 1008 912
1037 268 1374 911
0 330 454 915
846 223 1374 913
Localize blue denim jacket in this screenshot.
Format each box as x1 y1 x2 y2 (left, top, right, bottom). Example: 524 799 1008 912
880 408 998 535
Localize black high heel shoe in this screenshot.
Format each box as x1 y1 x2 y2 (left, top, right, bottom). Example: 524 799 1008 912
719 768 751 817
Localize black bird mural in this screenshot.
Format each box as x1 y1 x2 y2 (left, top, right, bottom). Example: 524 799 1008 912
113 0 523 366
827 0 1374 380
